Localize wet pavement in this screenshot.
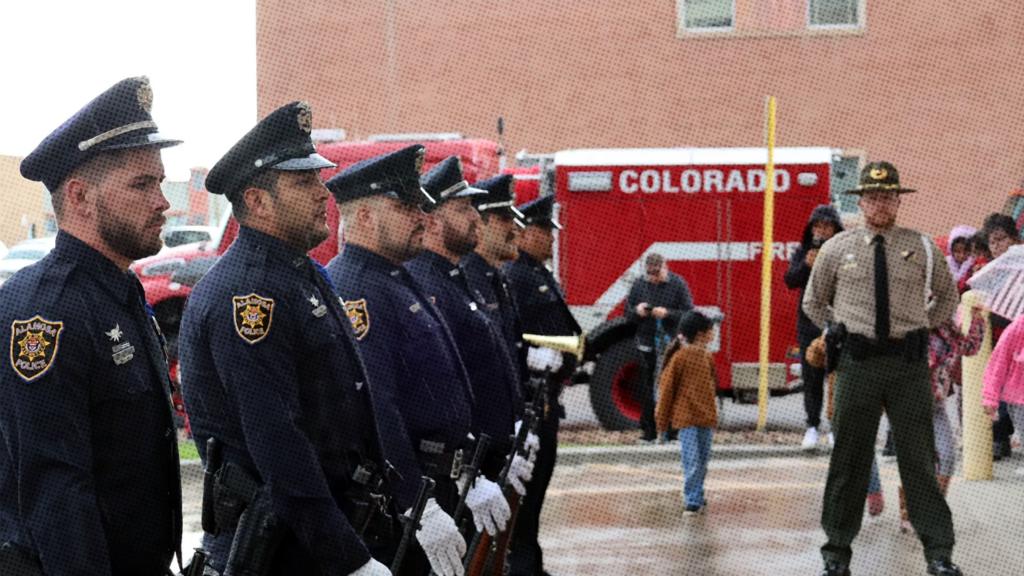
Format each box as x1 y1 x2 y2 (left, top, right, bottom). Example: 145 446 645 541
177 428 1023 575
538 451 1024 576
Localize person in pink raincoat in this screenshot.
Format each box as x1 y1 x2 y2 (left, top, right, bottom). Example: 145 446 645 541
898 306 985 535
982 313 1024 474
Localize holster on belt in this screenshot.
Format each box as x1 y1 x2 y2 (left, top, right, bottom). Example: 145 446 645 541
201 440 286 576
0 541 44 576
418 440 464 480
345 459 396 541
824 323 847 374
844 327 929 363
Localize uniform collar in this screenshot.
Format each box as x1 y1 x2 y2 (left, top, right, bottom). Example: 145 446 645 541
862 225 901 244
517 248 542 268
342 242 406 276
417 249 462 276
461 251 496 277
53 230 137 304
236 225 309 270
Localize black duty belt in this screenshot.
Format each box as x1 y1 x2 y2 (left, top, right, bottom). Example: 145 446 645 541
844 328 929 363
418 440 464 480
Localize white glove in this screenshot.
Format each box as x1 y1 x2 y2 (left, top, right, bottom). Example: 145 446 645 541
514 420 541 462
508 453 534 496
414 498 466 576
527 346 563 373
349 558 391 576
465 477 511 535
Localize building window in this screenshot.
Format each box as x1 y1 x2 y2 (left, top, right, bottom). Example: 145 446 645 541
809 0 859 28
830 155 862 214
683 0 735 31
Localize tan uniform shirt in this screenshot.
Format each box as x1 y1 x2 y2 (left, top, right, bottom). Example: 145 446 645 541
802 225 958 340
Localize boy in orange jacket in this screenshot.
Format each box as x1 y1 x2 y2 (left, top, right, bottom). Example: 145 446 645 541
656 311 717 516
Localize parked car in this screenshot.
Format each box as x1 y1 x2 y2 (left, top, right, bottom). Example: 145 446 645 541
0 237 57 286
160 225 219 249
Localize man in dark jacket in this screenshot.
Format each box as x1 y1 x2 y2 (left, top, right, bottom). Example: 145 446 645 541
625 253 694 443
784 204 843 451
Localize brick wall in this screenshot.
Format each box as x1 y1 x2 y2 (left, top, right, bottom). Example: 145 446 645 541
256 0 1024 235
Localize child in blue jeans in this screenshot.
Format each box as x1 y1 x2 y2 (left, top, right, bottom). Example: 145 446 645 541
656 311 717 515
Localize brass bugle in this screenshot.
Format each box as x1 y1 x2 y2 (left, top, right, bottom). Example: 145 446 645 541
522 333 585 360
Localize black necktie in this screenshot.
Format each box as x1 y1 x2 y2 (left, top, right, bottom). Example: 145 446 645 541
874 235 890 341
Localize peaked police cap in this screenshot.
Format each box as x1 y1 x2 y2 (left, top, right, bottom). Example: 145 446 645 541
326 144 434 205
205 101 335 197
473 174 525 223
21 76 182 192
516 194 562 229
420 156 486 212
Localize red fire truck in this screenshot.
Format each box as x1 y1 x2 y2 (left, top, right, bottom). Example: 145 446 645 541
545 147 833 429
134 139 834 431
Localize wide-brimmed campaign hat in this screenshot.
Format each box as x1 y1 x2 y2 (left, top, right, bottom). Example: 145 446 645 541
843 161 916 195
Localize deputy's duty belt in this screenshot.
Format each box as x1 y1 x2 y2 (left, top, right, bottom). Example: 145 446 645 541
844 328 929 363
418 440 464 480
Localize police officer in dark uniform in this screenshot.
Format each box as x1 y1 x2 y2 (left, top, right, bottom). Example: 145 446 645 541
178 102 393 576
0 77 183 576
505 195 582 576
461 175 527 381
325 146 474 576
405 158 536 538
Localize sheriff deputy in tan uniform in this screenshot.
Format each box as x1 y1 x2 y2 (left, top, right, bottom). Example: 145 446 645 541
803 162 964 576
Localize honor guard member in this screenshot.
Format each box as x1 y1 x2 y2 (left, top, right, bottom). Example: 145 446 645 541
405 158 536 538
803 163 962 576
325 146 474 576
504 194 582 576
178 102 393 576
0 77 183 576
461 174 528 381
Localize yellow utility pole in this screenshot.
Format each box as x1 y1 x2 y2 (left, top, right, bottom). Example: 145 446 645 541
960 290 993 480
757 97 777 432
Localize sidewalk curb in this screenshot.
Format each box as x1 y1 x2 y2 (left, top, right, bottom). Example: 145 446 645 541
556 443 821 467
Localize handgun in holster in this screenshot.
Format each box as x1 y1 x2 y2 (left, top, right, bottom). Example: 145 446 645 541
824 323 847 374
0 541 44 576
201 438 287 576
346 459 397 542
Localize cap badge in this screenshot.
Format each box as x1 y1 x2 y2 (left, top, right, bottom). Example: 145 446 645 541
296 102 313 134
136 78 153 114
415 148 426 173
870 167 888 180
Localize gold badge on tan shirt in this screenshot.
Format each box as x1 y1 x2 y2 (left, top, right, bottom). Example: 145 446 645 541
901 250 918 262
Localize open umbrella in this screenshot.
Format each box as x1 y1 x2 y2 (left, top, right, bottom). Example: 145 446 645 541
967 244 1024 319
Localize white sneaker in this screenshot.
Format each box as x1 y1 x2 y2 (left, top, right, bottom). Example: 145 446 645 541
827 433 835 449
802 427 819 451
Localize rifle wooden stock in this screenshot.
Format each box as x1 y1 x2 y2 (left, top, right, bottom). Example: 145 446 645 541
464 377 547 576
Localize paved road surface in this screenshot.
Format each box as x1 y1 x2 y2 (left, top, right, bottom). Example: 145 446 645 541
539 451 1023 575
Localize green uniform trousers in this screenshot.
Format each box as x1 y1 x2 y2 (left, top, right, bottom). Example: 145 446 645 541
821 352 954 565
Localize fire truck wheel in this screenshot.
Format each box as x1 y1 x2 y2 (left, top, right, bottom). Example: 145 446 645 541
589 338 642 431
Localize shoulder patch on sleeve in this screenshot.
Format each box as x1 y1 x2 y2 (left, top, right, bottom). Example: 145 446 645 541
344 299 370 340
10 316 64 382
233 294 275 344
